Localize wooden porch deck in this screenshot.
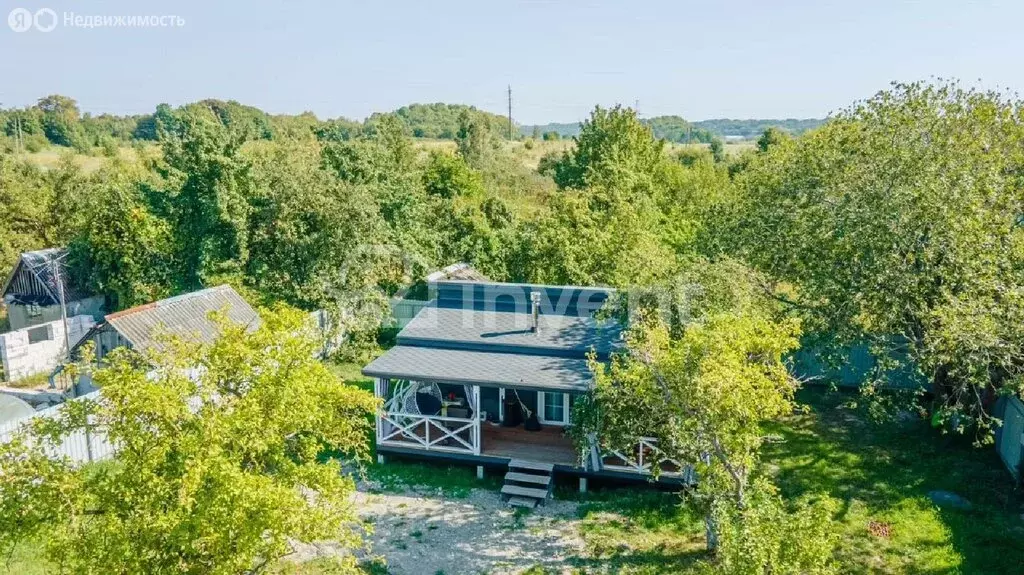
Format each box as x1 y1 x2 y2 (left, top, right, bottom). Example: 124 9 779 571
481 424 579 467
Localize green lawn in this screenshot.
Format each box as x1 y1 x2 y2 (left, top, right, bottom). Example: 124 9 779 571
556 388 1024 574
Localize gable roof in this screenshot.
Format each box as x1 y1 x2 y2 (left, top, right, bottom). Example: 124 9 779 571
104 285 260 352
2 248 86 305
363 280 622 392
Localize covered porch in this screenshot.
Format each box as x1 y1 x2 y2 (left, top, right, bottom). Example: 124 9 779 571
371 375 691 481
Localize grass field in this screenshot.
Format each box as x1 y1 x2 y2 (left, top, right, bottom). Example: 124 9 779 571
18 137 754 177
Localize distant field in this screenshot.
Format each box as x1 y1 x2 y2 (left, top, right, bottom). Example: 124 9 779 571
19 138 753 176
20 145 152 173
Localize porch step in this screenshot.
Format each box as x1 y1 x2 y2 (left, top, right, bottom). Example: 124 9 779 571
501 459 554 508
501 484 550 500
509 459 555 473
505 471 551 486
507 496 538 509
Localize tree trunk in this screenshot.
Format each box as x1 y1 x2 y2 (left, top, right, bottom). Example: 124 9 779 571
704 513 719 552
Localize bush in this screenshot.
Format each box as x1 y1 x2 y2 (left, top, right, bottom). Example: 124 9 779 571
23 134 47 153
711 479 839 575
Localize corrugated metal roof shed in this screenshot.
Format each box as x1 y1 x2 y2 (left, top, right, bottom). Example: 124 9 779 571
105 285 260 352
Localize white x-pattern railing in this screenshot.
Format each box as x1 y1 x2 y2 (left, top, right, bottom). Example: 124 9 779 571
600 437 689 478
379 411 479 454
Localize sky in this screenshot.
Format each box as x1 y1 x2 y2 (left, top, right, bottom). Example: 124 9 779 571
1 0 1022 124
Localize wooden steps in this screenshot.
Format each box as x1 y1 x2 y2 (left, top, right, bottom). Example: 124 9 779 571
505 471 550 485
501 460 554 508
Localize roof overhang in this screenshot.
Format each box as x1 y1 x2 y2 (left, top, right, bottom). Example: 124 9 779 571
362 345 594 392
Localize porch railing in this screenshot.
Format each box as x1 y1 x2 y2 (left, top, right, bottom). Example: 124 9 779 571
598 436 693 481
378 411 480 455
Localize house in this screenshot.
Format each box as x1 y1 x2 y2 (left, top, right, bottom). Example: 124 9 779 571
1 248 104 331
363 280 691 506
0 249 104 382
75 285 260 363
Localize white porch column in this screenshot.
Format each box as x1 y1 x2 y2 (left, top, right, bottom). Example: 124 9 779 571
374 378 386 449
473 384 481 455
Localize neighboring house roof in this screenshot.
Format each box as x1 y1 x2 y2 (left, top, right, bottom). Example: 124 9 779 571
103 285 260 353
1 248 87 306
426 262 490 283
363 280 621 392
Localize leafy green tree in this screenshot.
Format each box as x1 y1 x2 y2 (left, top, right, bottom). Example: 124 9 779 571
157 103 253 289
422 151 485 199
0 155 52 269
0 308 378 574
733 81 1024 436
551 105 665 190
711 479 838 574
244 141 387 310
573 270 817 555
455 109 491 164
542 131 560 141
755 126 790 153
70 170 175 310
35 94 85 149
708 137 726 163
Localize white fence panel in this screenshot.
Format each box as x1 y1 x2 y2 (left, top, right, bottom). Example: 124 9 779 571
0 390 113 464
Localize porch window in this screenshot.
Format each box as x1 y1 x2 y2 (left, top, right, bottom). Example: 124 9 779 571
539 391 569 425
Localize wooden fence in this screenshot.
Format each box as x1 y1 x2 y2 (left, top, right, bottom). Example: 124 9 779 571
0 390 113 464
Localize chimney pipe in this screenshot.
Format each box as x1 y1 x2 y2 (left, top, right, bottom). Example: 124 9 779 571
530 291 541 334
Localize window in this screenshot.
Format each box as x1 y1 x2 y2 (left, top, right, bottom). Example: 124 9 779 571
27 325 53 344
27 303 43 318
539 392 569 425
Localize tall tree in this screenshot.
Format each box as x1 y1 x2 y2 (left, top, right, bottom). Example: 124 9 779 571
0 308 378 574
157 104 253 289
733 81 1024 436
551 105 665 190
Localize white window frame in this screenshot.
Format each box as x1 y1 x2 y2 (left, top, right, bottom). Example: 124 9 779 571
538 391 569 426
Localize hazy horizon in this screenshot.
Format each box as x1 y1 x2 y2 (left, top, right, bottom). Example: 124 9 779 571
2 1 1022 124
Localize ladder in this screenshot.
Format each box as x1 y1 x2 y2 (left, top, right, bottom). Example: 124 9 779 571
500 459 554 509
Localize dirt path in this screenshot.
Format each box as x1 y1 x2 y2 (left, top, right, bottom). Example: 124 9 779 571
289 483 586 574
358 486 584 574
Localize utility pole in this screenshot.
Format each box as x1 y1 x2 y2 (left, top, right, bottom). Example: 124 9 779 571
507 85 513 141
51 257 72 391
15 112 23 155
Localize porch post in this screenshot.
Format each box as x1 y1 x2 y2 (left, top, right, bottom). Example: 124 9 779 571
374 378 387 451
473 384 481 455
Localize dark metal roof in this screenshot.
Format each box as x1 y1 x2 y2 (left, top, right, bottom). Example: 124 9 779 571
399 306 621 358
105 285 260 352
362 345 593 391
364 281 621 390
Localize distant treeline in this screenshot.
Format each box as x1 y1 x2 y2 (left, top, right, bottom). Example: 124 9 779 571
521 116 825 142
0 95 825 156
0 96 513 153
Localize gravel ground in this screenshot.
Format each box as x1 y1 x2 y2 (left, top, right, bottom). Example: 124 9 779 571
288 482 586 574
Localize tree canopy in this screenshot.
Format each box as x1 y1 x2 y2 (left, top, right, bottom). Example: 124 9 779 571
0 307 378 574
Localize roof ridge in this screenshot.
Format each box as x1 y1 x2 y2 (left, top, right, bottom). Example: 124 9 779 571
104 285 234 320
